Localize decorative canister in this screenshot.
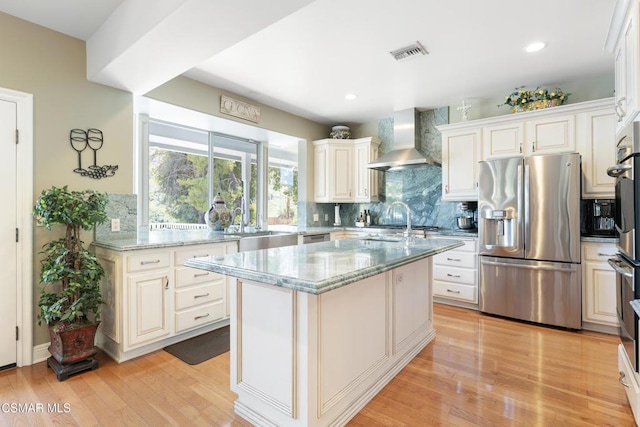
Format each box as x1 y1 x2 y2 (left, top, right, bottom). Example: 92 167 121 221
329 125 350 139
205 192 232 231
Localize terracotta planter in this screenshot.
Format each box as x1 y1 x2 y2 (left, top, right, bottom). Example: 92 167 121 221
48 322 99 365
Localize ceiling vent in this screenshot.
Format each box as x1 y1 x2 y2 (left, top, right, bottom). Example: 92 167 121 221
390 41 428 61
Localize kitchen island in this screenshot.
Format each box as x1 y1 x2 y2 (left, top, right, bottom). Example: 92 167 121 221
185 237 462 427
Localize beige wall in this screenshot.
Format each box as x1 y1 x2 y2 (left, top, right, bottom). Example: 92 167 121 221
0 12 134 346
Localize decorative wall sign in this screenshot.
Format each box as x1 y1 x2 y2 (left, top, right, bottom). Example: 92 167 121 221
69 128 118 179
220 95 261 123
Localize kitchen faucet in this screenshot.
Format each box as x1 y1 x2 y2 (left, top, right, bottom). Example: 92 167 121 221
233 206 244 233
386 201 413 241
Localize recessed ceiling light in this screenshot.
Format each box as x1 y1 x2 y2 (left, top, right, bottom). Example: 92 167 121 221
525 41 548 53
344 93 358 101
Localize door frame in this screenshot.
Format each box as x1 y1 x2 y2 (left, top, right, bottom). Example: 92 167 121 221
1 87 33 367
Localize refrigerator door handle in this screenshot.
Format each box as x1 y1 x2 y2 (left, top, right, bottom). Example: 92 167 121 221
523 163 530 252
481 258 578 273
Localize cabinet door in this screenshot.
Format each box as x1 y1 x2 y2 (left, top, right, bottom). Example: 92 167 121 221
525 114 576 154
441 129 480 201
330 144 354 202
579 110 615 198
582 242 619 327
623 9 638 128
314 144 329 202
354 141 379 202
482 122 525 159
126 270 171 349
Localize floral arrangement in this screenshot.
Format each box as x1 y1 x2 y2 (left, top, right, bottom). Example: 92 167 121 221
499 87 570 113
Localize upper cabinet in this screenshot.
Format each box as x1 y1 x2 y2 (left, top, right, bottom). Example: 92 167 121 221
607 0 640 132
437 98 615 200
440 128 481 201
313 137 380 203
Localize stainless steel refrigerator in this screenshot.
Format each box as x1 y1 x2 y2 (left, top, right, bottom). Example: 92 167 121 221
478 153 582 329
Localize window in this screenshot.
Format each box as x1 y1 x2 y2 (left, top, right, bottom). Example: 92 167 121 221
144 119 297 230
148 120 258 228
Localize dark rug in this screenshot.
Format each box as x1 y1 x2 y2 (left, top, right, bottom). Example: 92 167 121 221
163 326 230 365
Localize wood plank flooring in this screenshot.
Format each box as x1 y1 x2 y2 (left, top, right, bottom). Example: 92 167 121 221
0 304 635 426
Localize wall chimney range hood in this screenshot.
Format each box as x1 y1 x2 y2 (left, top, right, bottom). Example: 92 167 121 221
368 108 432 171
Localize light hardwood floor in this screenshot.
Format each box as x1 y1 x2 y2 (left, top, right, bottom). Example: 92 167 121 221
0 304 635 426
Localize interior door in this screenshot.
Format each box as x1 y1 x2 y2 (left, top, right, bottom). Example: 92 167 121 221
0 99 17 369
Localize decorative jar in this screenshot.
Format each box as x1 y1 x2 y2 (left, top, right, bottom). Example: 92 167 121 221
205 192 231 231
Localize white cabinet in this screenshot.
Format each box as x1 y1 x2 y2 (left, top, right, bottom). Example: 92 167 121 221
313 137 380 203
440 128 481 201
607 0 640 132
618 344 640 425
576 109 616 198
437 98 615 202
354 138 380 202
94 240 237 362
482 121 525 159
431 236 478 308
581 241 619 331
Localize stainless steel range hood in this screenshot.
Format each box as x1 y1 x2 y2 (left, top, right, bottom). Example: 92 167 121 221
368 108 432 171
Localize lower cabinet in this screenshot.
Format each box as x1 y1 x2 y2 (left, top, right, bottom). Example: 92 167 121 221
581 241 618 332
431 236 478 308
94 241 237 362
618 344 640 425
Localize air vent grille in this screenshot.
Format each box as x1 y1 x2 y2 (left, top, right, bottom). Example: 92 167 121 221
390 41 428 61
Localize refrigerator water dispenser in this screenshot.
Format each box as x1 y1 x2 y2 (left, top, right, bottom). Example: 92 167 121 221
480 209 517 248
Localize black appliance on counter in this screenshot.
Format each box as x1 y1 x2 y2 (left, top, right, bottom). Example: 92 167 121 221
582 199 616 237
607 121 640 372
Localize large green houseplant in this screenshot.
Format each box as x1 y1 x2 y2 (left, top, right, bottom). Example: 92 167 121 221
33 186 108 368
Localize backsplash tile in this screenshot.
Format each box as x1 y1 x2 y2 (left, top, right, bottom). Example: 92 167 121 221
94 193 138 239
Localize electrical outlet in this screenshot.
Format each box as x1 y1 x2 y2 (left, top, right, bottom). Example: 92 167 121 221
324 214 329 221
313 213 319 222
111 218 121 232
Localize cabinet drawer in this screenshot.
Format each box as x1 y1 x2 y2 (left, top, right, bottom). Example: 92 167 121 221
175 266 223 289
433 265 477 286
433 281 477 303
127 252 170 273
450 239 477 252
175 301 225 333
175 282 224 311
175 245 226 266
583 243 617 262
433 251 476 268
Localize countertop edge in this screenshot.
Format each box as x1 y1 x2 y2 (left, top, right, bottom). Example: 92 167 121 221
185 239 464 295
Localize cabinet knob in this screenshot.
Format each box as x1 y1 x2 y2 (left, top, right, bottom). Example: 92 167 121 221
519 143 523 154
163 276 169 290
445 185 449 194
531 141 536 152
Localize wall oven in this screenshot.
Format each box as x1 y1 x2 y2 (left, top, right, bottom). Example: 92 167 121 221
608 121 640 372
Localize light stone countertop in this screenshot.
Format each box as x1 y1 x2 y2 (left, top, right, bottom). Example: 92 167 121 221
184 237 463 295
91 229 241 251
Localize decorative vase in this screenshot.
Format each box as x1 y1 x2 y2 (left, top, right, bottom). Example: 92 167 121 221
329 125 350 139
205 192 231 232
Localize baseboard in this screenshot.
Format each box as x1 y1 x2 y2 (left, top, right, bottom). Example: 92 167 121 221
33 343 50 364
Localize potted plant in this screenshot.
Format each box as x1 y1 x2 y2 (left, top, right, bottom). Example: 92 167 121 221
33 186 108 375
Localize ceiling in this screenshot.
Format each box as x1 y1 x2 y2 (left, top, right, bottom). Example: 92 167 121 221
0 0 618 125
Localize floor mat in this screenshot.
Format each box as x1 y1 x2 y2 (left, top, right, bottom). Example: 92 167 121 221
163 326 230 365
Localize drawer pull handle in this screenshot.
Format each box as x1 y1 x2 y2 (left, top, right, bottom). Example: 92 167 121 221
192 254 209 258
193 272 210 278
446 257 461 262
141 259 161 265
194 293 210 299
194 313 210 321
446 289 461 294
598 253 616 257
447 273 461 278
619 371 630 388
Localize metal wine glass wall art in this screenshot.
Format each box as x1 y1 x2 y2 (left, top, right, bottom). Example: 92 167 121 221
70 128 118 179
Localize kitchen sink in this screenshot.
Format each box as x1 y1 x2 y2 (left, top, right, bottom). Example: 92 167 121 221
226 230 298 251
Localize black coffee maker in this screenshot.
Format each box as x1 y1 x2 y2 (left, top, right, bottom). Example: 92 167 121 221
583 199 616 237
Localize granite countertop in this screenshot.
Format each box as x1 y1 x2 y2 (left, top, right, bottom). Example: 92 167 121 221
184 237 463 295
631 300 640 318
92 229 242 251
